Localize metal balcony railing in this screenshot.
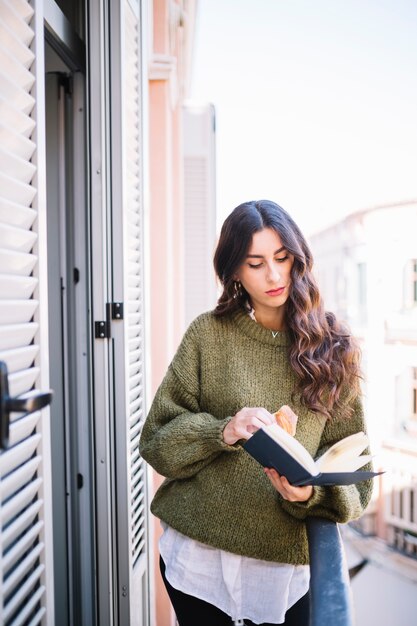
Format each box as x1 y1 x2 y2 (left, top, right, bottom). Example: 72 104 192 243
307 517 353 626
380 439 417 558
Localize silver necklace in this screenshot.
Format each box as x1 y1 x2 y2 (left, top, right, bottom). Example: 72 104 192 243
248 307 280 338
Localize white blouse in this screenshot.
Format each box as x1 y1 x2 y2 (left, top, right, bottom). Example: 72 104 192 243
159 523 310 625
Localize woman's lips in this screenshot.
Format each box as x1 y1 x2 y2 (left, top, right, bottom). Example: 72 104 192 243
265 287 285 296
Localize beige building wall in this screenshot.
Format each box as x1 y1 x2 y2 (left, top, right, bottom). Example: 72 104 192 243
310 202 417 625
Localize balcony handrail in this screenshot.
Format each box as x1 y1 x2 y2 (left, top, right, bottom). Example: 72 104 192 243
306 517 353 626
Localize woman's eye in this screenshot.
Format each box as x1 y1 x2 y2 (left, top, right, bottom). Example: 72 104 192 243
276 255 289 263
248 263 263 269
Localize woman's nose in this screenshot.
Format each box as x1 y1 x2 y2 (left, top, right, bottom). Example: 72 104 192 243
266 263 280 283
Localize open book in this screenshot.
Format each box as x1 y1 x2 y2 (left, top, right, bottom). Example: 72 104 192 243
243 423 380 486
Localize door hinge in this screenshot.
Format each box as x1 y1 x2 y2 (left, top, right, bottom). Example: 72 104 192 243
95 320 110 339
94 302 123 339
111 302 124 320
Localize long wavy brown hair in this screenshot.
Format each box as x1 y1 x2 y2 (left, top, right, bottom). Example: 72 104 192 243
213 200 361 419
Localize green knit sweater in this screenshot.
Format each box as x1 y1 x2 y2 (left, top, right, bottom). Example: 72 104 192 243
139 310 373 565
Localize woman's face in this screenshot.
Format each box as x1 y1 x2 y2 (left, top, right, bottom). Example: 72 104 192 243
235 228 293 318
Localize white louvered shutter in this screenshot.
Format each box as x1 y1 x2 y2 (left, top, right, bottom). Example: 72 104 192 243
109 1 149 623
0 1 54 625
183 103 217 326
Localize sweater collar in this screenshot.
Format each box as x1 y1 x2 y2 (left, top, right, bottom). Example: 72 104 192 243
233 309 291 347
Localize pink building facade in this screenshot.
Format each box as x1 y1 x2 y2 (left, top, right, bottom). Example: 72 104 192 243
147 2 199 624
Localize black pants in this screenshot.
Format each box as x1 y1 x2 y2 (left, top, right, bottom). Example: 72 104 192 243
160 556 310 626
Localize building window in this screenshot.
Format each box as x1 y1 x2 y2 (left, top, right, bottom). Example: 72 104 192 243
357 262 367 323
413 260 417 305
405 258 417 309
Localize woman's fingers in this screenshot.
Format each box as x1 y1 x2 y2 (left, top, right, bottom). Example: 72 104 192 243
238 407 275 426
223 407 274 444
264 468 313 502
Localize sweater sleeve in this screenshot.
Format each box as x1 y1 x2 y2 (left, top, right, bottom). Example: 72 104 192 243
280 394 374 524
139 320 239 479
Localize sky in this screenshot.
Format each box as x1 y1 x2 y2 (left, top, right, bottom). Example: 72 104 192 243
190 0 417 236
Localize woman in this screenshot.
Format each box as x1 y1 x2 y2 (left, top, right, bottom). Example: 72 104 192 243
139 200 373 625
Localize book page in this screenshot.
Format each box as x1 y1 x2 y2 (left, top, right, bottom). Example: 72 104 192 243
316 431 369 473
319 454 373 473
263 424 319 476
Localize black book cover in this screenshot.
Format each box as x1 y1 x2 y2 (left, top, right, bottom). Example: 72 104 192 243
243 428 381 486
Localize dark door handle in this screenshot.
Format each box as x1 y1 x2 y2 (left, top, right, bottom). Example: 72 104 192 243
0 361 53 450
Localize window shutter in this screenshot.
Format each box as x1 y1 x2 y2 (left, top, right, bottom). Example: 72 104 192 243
124 1 147 570
108 1 149 623
183 104 217 326
0 1 53 624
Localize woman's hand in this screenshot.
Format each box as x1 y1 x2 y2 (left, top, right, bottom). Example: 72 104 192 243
222 407 275 445
264 468 313 502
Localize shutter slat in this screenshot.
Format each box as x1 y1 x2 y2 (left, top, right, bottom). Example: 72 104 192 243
0 125 36 161
132 539 145 563
1 477 42 527
130 403 142 420
128 383 141 405
0 47 35 91
26 608 46 626
0 345 38 373
0 455 40 501
132 501 145 525
0 223 37 253
0 147 36 184
3 523 43 575
128 337 140 351
0 199 37 229
0 276 38 300
128 288 141 302
0 300 38 324
131 475 144 502
129 352 140 367
9 366 39 396
10 0 35 21
0 434 41 480
128 301 140 314
0 100 36 137
0 73 35 114
131 465 144 486
128 274 140 287
0 0 34 43
3 563 44 621
132 451 143 469
0 322 38 350
6 584 45 626
128 372 141 391
129 409 142 428
128 358 140 374
0 172 36 205
0 248 37 276
3 540 43 596
2 500 42 550
129 421 140 441
0 21 34 67
8 413 40 446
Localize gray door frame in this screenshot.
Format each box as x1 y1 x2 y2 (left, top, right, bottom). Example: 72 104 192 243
44 2 96 624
